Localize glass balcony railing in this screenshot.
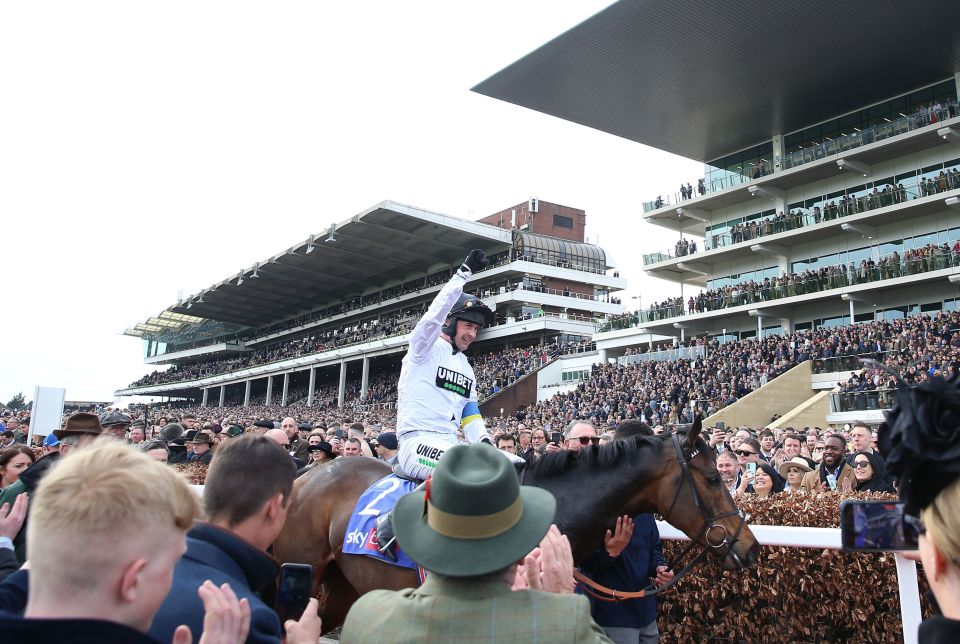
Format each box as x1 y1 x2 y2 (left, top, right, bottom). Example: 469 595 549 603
607 247 959 330
830 388 897 413
781 105 955 171
642 241 705 266
642 173 753 213
643 162 959 265
700 160 960 254
642 103 957 215
811 351 895 375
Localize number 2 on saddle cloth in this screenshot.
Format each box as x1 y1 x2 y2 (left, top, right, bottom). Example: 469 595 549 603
343 474 426 580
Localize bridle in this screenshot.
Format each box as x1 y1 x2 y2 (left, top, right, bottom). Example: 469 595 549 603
574 431 750 602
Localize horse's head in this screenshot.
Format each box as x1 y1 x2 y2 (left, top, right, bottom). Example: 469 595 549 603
651 417 760 571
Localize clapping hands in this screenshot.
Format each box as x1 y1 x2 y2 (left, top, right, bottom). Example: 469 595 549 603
512 524 575 594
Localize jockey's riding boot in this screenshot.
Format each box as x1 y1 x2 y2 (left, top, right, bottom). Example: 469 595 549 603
375 511 398 562
376 479 427 562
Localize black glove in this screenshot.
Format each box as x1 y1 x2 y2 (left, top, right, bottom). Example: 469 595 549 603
462 249 489 273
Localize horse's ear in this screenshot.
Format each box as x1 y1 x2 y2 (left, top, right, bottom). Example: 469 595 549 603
685 412 703 450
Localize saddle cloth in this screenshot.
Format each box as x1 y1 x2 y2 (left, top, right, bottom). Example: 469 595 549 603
343 474 421 572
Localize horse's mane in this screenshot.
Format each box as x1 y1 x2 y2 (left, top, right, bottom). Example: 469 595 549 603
532 433 662 478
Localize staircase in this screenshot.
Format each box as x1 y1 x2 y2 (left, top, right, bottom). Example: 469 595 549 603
704 361 816 428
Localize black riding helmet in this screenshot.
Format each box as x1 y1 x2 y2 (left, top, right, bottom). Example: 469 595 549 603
442 293 494 341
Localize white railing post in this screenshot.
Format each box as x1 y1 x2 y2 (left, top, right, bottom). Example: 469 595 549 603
895 553 921 644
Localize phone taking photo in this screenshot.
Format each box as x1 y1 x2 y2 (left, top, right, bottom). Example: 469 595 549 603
746 462 757 476
276 563 313 629
840 500 919 551
550 432 563 445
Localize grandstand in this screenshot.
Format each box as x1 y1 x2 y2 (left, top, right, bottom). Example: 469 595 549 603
474 0 960 427
116 199 627 414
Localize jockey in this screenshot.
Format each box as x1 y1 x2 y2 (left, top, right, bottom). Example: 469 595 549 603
395 247 526 481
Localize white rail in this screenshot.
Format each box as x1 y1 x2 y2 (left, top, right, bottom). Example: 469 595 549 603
656 522 920 644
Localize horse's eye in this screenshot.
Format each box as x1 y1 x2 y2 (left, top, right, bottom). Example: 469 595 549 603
708 475 722 487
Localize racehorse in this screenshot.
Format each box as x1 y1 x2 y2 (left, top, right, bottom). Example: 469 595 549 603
273 418 760 633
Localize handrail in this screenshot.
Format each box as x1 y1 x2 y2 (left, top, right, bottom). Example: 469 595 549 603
811 351 895 374
641 103 958 215
704 166 959 252
829 388 898 412
609 246 960 329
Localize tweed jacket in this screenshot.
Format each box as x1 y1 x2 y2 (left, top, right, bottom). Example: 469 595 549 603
799 460 857 493
340 574 612 643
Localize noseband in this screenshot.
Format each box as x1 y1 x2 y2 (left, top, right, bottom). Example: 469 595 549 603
574 432 749 602
660 432 750 573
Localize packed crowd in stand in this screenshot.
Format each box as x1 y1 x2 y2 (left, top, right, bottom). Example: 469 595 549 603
620 243 960 325
118 308 960 436
3 307 960 641
129 304 427 388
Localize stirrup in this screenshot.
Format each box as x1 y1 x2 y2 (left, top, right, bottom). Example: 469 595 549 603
375 511 398 562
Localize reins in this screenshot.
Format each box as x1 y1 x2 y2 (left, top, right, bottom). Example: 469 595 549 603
573 428 749 602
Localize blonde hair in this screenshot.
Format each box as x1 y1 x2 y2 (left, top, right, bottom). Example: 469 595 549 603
28 438 199 593
922 477 960 566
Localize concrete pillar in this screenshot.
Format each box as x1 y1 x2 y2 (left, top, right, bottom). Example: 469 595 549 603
307 368 316 407
680 327 686 343
849 299 855 323
201 388 209 407
361 357 370 401
218 385 226 407
266 375 274 406
338 361 347 408
772 133 784 173
281 373 290 407
598 348 608 363
244 380 251 406
757 315 763 337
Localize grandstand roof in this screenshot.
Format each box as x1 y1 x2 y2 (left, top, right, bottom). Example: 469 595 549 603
136 201 513 330
472 0 960 162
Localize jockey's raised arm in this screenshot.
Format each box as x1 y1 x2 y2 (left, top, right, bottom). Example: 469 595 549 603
395 248 524 482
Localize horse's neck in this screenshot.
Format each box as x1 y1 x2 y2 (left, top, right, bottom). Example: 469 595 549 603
525 452 661 563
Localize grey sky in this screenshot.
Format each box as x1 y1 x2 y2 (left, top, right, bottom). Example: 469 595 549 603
0 1 700 403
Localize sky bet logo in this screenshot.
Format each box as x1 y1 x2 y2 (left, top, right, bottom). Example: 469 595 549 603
345 528 368 547
435 366 473 397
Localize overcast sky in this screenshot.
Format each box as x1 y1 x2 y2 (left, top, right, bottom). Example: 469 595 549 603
0 1 701 404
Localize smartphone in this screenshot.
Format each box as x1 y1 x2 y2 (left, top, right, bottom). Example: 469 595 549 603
550 432 563 445
826 473 837 491
840 500 917 551
276 563 313 627
716 421 725 430
746 462 757 475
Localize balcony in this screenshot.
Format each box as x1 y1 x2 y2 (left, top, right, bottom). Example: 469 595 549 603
612 246 960 333
829 389 896 413
642 161 960 276
642 110 960 232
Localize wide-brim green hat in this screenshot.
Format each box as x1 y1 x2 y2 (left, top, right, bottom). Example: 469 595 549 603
393 442 556 577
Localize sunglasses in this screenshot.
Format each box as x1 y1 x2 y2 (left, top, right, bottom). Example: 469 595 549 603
852 461 871 468
308 444 325 452
735 450 757 457
573 436 601 446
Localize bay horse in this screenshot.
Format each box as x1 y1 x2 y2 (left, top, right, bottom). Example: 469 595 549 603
273 419 760 633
